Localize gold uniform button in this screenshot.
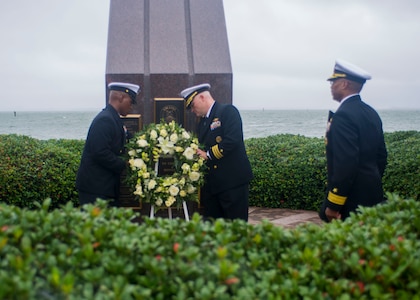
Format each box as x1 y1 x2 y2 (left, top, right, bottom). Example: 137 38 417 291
213 165 218 169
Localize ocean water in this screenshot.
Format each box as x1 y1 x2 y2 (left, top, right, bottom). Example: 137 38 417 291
0 110 418 140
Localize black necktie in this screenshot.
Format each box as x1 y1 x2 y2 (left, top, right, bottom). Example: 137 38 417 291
203 117 209 127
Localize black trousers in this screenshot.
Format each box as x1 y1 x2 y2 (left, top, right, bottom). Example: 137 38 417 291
201 184 249 222
78 191 119 207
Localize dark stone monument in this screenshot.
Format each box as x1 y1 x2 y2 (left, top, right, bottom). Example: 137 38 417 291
105 0 233 217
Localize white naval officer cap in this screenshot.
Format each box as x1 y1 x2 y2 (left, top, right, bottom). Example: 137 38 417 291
180 83 211 109
108 82 141 104
327 59 372 84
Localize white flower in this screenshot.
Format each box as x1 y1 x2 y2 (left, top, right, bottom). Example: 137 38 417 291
150 130 158 140
187 184 196 194
170 133 178 143
155 198 163 206
183 147 195 160
136 139 148 148
182 131 191 140
175 146 184 153
128 150 136 157
180 190 187 197
158 137 175 154
189 171 200 182
142 172 150 179
132 158 145 169
169 185 180 196
148 179 157 190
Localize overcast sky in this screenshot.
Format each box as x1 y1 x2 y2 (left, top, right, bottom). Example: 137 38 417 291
1 0 419 111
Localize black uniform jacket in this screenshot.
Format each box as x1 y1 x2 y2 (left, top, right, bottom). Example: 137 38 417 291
322 95 387 220
198 102 253 195
76 105 126 198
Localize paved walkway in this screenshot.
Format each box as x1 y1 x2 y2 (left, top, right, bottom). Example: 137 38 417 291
248 207 324 228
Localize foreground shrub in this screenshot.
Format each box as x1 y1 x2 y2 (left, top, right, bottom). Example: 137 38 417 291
0 194 419 299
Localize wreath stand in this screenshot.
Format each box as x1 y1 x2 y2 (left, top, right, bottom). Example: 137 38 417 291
149 201 190 221
149 161 190 221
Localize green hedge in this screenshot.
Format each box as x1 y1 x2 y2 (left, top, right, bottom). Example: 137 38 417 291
0 194 419 299
246 131 420 210
382 131 420 201
246 134 326 210
0 134 84 209
0 131 419 210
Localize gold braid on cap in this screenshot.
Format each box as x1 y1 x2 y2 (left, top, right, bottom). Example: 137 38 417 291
330 73 347 79
186 91 198 107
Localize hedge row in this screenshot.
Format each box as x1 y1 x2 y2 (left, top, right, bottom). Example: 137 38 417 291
0 134 84 209
246 131 420 209
0 131 419 210
0 194 419 299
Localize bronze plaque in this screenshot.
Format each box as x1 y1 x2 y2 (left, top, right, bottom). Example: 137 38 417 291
119 169 142 209
120 114 142 139
157 155 175 176
119 114 142 208
154 98 185 126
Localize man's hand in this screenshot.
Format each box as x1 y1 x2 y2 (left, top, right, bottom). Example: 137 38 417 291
196 148 208 160
325 207 341 222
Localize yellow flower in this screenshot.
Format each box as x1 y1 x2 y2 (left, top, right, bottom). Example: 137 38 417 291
165 196 176 207
134 184 143 196
190 143 198 150
181 163 190 174
192 162 200 171
175 146 184 153
160 129 168 137
180 190 187 197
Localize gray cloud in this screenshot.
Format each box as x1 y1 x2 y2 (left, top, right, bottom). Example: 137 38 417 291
0 0 419 111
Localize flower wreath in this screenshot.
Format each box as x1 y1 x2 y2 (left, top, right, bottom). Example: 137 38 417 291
125 120 207 209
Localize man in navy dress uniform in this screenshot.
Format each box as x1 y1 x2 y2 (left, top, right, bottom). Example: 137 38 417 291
76 82 140 206
180 83 253 221
319 59 387 222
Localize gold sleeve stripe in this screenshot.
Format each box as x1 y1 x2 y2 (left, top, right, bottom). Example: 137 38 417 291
211 145 223 159
327 191 347 205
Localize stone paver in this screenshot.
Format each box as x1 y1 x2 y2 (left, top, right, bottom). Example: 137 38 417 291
248 207 323 228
